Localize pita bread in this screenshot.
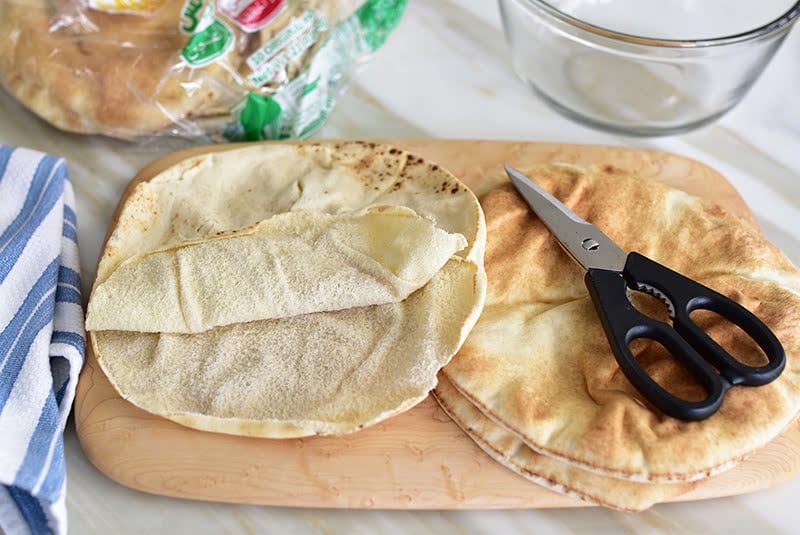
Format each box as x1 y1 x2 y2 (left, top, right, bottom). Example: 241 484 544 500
442 163 800 482
0 0 340 137
88 141 487 437
432 375 697 511
95 259 480 437
86 206 467 333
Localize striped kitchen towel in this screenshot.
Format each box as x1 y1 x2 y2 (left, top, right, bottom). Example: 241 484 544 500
0 146 85 535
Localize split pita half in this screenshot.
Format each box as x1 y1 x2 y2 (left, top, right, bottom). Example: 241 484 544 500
88 141 486 438
86 206 468 333
432 374 696 511
442 163 800 483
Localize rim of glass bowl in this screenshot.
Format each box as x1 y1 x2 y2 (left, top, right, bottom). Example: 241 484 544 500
518 0 800 47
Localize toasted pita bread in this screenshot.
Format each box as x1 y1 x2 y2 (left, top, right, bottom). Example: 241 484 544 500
443 163 800 482
432 375 697 511
88 141 487 437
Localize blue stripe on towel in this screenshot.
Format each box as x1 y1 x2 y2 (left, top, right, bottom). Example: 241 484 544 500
37 435 66 501
55 285 81 305
6 486 53 535
50 331 85 354
62 205 76 226
0 146 14 180
57 266 81 291
0 157 64 284
0 287 57 412
62 224 78 243
0 154 58 248
0 259 59 367
54 375 69 406
14 393 58 495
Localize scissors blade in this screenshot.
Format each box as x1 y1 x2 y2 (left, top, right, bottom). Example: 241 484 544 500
504 165 628 273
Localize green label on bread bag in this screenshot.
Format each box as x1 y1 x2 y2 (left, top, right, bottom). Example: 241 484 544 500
180 0 206 33
181 2 234 67
239 93 283 140
357 0 407 51
223 0 407 141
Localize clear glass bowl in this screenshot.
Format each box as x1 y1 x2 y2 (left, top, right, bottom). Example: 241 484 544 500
499 0 800 136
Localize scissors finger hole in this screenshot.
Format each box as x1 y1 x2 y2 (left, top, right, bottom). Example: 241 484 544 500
688 309 768 367
628 337 709 403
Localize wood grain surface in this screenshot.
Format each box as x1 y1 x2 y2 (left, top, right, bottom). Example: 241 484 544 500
74 140 799 509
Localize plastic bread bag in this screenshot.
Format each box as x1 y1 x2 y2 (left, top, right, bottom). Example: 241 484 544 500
0 0 406 141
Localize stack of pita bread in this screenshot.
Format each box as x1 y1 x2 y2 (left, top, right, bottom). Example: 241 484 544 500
85 142 486 437
435 164 800 511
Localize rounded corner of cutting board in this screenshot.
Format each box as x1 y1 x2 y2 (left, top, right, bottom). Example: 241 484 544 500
74 140 796 509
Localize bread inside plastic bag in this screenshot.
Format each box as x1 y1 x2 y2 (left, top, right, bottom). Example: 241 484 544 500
0 0 406 140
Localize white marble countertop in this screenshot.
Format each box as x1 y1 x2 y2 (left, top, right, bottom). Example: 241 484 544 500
2 1 799 533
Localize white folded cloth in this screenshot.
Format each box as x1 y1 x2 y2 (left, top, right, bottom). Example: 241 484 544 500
0 146 85 535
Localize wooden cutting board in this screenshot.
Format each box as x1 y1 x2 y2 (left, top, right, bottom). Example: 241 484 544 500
74 140 800 509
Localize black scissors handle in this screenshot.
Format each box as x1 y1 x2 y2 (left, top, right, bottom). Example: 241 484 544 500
585 252 785 421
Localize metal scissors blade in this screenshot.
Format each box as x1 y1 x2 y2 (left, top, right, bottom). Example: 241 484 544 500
504 165 628 273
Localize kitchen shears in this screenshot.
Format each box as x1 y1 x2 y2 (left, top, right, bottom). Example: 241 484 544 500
505 166 785 421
